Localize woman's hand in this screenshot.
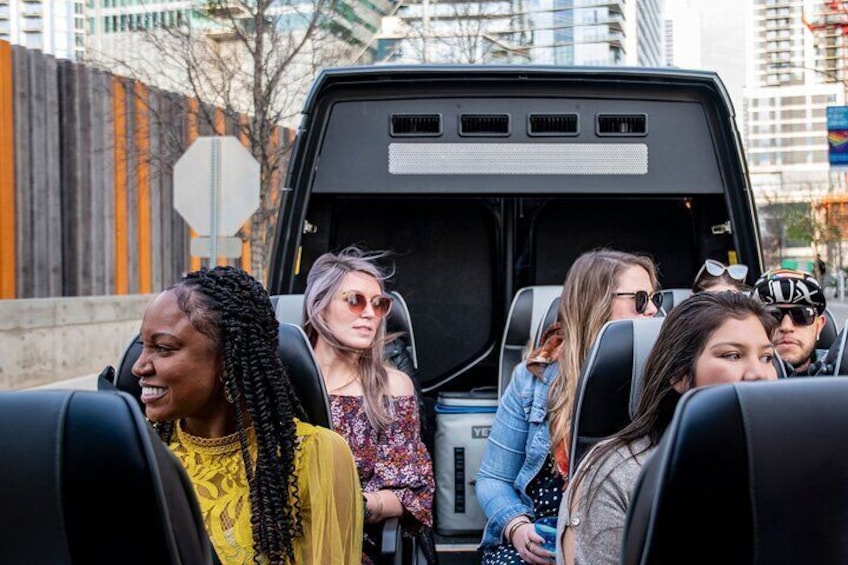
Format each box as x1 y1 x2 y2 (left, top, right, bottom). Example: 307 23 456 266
510 521 555 564
363 490 403 524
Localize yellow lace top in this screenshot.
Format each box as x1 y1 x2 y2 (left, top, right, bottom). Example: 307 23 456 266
169 419 363 565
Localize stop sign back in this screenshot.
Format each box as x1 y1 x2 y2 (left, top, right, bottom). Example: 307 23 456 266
173 136 260 237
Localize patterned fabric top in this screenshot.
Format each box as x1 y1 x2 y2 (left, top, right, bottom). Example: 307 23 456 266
330 394 435 534
169 419 363 565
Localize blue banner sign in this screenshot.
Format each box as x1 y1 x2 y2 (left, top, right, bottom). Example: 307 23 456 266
827 106 848 166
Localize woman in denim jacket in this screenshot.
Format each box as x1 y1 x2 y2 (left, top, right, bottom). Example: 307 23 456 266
476 249 660 565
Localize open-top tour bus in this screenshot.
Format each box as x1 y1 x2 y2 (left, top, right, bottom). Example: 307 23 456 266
267 65 763 563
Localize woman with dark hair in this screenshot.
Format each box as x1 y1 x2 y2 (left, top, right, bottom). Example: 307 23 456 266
132 266 363 565
303 246 434 564
557 291 778 565
476 249 661 565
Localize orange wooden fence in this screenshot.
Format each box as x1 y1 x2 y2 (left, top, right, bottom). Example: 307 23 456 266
0 40 289 298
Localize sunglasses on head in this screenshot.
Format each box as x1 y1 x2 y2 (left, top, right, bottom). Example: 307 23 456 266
767 306 818 327
612 290 663 314
696 259 749 282
339 291 393 318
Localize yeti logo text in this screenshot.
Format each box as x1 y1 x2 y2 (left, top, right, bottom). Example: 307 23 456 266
472 426 491 439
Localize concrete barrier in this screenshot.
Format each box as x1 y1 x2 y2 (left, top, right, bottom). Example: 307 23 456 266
0 294 154 390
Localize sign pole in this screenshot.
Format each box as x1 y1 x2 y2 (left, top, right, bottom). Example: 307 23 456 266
210 137 221 264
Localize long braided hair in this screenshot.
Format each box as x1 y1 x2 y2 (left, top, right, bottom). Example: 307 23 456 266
155 266 306 564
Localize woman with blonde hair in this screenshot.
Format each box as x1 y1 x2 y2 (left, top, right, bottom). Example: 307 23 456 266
304 246 434 564
476 248 661 565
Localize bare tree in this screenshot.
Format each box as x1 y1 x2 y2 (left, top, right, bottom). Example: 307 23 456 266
382 0 529 64
87 0 352 281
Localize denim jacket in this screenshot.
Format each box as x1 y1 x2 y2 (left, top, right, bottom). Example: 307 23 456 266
476 360 559 549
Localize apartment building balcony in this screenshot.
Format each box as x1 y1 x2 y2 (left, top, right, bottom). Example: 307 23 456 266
205 1 250 19
21 5 42 17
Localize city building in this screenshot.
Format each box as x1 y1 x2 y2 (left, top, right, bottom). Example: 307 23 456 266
665 0 747 131
743 0 848 268
743 0 845 202
0 0 86 60
374 0 664 66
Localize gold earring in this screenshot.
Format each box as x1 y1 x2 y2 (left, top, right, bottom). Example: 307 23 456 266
219 373 235 404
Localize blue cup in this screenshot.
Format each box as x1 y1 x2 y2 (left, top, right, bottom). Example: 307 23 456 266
534 516 558 554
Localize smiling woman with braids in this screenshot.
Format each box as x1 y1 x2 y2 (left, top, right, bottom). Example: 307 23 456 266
132 266 363 564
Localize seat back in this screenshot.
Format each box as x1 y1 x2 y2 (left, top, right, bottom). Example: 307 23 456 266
109 325 333 429
111 333 144 411
498 285 562 396
656 288 692 317
533 296 561 349
277 323 332 429
531 288 690 348
623 379 848 565
818 307 839 350
271 290 418 369
821 320 848 376
568 317 664 477
0 390 213 565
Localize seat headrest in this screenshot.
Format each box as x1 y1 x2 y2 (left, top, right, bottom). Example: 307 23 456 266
273 291 415 343
818 307 838 351
277 323 332 429
111 324 333 429
0 390 213 565
568 317 663 476
822 320 848 376
534 296 561 348
110 334 144 411
273 294 306 325
656 288 692 317
624 379 848 565
499 286 562 396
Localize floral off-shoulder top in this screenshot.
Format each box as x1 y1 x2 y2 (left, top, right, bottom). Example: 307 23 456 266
330 394 435 535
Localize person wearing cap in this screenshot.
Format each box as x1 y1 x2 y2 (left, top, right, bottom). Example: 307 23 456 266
753 269 828 376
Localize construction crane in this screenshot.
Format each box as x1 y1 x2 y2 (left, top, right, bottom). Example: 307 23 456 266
802 0 848 88
803 1 848 270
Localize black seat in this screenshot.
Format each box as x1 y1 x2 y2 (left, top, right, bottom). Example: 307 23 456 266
498 285 562 396
104 325 333 429
530 288 688 349
110 334 144 410
818 307 839 350
277 323 332 429
0 389 214 564
623 378 848 565
820 319 848 375
567 318 664 477
271 291 419 369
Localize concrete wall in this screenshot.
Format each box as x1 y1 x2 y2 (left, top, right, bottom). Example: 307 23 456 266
0 294 154 390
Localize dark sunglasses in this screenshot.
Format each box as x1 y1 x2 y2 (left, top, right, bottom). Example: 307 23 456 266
696 259 749 282
767 306 818 327
612 290 663 314
339 291 393 318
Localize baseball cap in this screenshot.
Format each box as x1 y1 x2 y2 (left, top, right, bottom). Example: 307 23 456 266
753 269 826 314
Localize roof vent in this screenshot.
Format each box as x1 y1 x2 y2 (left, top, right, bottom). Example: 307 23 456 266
390 114 442 137
528 113 579 136
460 114 510 136
597 114 648 136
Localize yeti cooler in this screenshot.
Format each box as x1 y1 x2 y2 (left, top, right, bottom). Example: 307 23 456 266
434 388 499 536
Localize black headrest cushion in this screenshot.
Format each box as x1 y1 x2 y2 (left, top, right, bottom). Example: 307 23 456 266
277 323 332 429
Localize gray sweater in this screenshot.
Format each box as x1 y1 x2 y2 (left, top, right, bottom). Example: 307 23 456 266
556 437 655 565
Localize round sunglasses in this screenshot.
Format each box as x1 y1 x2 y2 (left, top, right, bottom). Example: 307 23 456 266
612 290 663 314
338 291 393 318
696 259 749 282
766 306 818 327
